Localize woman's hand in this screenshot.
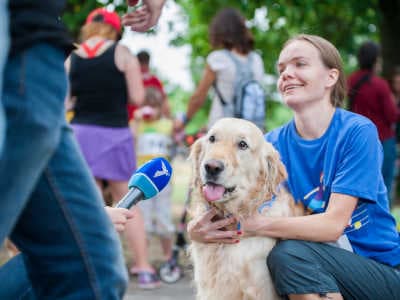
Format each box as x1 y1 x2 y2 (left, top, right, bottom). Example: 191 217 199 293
187 208 239 244
173 117 185 133
105 206 134 232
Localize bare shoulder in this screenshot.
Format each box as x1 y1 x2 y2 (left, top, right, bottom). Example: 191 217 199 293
115 43 133 60
115 44 135 71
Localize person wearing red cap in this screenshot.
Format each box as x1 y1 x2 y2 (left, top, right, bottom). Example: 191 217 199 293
86 7 122 33
65 7 161 289
0 2 135 300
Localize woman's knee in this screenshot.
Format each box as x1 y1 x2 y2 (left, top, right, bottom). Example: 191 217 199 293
267 240 312 272
267 240 340 296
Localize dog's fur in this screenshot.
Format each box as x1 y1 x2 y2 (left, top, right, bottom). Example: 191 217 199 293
188 118 303 300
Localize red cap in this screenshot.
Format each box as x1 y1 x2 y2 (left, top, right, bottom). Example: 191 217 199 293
86 8 121 33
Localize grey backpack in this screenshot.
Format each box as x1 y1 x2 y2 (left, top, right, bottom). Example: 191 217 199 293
214 50 266 131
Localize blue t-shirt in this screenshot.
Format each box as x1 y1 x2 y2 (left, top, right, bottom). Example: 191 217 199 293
266 108 400 267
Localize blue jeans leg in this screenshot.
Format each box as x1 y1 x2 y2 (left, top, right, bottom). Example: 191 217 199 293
0 43 65 245
0 44 127 299
11 124 128 299
0 0 9 153
0 254 36 300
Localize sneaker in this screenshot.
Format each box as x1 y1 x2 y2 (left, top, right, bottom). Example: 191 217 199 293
130 266 156 276
137 271 161 289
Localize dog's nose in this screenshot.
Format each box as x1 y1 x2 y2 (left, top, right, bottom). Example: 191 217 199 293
204 159 224 177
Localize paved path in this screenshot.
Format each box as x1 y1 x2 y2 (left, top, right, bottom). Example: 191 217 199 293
125 270 195 300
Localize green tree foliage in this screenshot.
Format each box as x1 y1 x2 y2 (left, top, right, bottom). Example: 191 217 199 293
172 0 399 130
63 0 99 39
63 1 400 130
175 0 379 74
63 0 128 39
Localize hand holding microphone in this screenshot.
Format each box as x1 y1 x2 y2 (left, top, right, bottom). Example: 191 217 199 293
116 157 173 209
104 207 134 232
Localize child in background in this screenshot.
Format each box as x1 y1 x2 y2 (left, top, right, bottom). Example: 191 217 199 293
133 87 175 266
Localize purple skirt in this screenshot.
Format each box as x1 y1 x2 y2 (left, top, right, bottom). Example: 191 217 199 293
72 124 136 181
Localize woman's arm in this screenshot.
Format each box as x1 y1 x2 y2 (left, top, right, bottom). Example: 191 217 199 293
174 64 216 131
63 56 75 110
242 193 358 242
115 44 145 106
186 64 216 121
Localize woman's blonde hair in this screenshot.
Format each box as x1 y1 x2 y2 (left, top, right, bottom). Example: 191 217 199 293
79 22 119 42
283 34 346 107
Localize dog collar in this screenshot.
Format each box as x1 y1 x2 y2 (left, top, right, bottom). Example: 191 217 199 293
257 181 288 214
258 195 277 214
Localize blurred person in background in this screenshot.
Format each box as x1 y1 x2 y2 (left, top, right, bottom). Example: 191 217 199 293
0 1 167 298
391 67 400 104
348 41 399 207
390 66 400 207
0 205 135 300
175 7 265 131
134 87 175 267
0 0 9 153
0 2 133 299
66 7 160 289
127 49 170 122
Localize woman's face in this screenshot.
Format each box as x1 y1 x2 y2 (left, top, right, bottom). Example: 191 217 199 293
277 40 337 109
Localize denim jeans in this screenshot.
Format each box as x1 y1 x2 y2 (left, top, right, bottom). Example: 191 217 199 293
0 254 35 300
0 0 9 152
0 44 128 299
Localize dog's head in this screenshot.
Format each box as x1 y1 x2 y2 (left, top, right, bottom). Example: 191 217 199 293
189 118 287 216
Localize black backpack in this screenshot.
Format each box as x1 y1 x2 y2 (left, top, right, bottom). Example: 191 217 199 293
214 50 266 131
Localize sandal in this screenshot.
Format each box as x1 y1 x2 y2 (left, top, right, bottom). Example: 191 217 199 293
137 271 161 289
130 266 156 276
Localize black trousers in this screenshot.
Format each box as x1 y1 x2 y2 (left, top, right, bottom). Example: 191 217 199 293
267 240 400 300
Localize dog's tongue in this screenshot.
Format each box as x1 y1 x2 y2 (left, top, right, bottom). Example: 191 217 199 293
203 183 225 202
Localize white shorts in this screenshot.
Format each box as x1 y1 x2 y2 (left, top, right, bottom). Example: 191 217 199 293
138 183 175 237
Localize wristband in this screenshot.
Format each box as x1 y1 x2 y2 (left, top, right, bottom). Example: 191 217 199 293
183 114 190 126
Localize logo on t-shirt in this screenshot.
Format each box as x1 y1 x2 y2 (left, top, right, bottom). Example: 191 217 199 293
344 203 369 234
303 173 326 213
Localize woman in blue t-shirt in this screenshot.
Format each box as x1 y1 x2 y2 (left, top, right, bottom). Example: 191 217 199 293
188 34 400 299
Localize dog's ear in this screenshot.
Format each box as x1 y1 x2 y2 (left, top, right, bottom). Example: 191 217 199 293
263 142 287 193
188 137 204 188
188 137 206 215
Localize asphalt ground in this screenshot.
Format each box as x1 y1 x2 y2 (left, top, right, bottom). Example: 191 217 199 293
125 268 195 300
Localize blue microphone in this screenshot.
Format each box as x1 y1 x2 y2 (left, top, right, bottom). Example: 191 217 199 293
116 157 173 209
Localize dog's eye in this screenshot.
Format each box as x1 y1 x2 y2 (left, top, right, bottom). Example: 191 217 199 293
238 140 248 150
209 135 216 143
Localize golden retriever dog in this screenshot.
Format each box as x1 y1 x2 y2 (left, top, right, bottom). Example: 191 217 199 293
188 118 303 300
